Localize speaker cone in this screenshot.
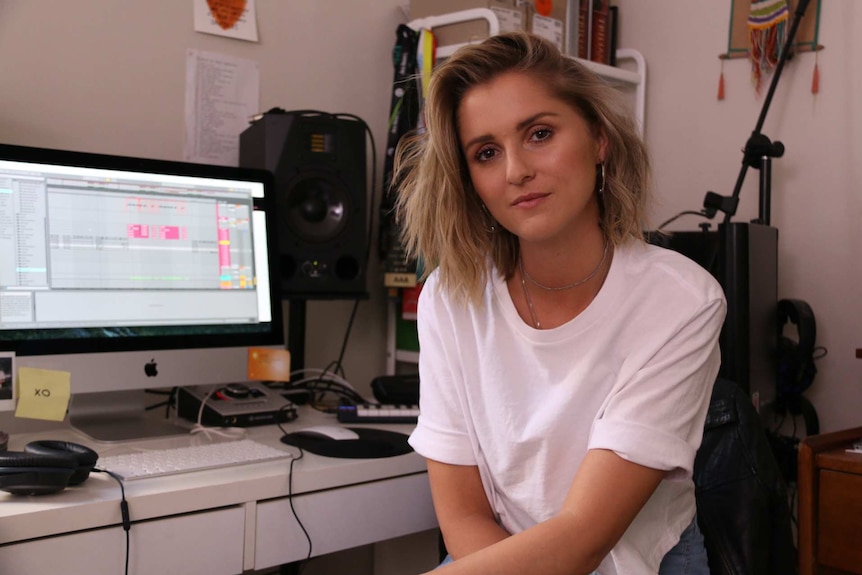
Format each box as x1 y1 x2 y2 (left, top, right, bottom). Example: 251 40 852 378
283 172 349 243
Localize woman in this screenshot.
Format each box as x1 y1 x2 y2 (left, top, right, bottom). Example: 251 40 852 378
394 32 726 574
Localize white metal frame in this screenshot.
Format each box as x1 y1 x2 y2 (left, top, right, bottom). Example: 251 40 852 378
407 8 500 59
406 8 646 134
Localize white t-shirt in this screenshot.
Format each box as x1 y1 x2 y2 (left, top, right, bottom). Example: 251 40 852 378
408 241 727 574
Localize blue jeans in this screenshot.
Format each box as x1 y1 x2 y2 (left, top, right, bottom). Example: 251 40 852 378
436 516 709 574
658 516 710 575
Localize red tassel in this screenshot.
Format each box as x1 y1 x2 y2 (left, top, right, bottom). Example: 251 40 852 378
811 61 820 94
718 60 725 101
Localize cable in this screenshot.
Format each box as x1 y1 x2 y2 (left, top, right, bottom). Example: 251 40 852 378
333 111 378 280
276 419 313 573
788 481 798 528
325 112 377 404
92 468 131 575
288 368 357 388
656 210 714 232
143 387 178 419
286 375 369 411
187 386 247 440
278 279 368 410
335 299 361 373
289 370 360 394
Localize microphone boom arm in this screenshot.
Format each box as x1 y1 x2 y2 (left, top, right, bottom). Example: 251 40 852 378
707 0 812 225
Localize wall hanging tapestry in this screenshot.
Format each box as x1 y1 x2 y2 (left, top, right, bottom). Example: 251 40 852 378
718 0 823 99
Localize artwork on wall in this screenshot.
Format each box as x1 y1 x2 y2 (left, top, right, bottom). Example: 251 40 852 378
717 0 823 100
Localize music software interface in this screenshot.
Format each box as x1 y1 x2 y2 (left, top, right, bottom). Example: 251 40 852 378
0 160 271 332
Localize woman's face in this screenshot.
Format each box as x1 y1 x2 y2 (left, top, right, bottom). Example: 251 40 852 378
457 71 606 248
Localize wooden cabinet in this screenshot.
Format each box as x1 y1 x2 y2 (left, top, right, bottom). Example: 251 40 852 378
798 426 862 575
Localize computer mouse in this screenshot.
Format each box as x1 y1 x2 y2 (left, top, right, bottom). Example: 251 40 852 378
289 425 360 441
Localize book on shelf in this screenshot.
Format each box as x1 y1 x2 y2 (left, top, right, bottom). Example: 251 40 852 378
576 0 617 66
383 222 418 288
577 1 588 59
400 283 423 321
589 2 612 66
607 6 618 66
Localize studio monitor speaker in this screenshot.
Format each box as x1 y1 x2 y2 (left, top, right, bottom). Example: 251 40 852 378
648 222 778 408
240 110 369 299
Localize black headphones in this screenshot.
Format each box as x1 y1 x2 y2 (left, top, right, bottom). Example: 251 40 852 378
776 298 818 397
775 298 821 435
0 440 99 495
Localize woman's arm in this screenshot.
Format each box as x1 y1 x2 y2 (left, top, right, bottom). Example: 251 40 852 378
427 459 510 559
427 448 665 575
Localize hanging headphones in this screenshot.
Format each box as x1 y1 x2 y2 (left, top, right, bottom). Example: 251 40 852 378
775 298 821 435
0 440 99 495
776 298 817 397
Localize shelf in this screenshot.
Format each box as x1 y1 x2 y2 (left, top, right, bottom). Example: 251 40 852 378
576 49 643 85
387 304 421 372
395 350 421 365
408 8 500 59
406 9 646 135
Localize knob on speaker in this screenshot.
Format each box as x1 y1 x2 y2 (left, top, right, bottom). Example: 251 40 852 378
240 110 369 299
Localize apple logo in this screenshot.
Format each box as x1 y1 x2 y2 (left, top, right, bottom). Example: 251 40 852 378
144 358 158 377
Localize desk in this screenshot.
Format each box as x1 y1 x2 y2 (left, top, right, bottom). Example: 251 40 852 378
0 407 438 574
798 426 862 575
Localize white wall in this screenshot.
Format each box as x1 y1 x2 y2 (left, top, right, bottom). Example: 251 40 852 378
3 1 859 434
616 0 862 433
0 0 409 398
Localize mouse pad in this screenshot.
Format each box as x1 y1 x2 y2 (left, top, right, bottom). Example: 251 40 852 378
280 427 413 459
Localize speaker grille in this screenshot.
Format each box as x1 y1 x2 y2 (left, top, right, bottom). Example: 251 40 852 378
239 111 369 299
283 171 350 243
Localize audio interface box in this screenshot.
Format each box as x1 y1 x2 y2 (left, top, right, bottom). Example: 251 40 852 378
177 382 296 427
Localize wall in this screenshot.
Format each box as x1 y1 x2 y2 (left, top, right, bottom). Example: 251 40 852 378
615 0 862 433
0 0 409 399
2 1 858 435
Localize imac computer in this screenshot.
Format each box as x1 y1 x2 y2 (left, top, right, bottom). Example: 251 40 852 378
0 143 283 441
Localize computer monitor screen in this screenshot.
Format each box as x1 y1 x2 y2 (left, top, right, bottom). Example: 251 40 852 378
0 143 283 439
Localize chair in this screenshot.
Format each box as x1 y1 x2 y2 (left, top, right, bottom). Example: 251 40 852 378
694 377 798 575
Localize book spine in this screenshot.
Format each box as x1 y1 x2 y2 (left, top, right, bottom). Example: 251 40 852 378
590 2 610 64
578 1 588 59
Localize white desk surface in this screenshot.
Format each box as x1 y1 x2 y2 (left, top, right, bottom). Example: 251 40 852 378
0 406 429 545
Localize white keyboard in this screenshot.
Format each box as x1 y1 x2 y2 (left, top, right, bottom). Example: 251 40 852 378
337 403 419 424
97 438 294 480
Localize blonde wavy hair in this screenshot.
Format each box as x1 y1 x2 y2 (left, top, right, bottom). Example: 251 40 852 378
394 31 651 305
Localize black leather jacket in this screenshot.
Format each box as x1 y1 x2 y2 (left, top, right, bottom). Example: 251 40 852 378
693 378 798 575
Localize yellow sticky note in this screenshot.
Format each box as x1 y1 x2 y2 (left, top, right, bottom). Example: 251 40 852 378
14 367 71 422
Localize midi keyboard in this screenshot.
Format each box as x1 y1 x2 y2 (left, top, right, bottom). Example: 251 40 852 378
336 403 419 424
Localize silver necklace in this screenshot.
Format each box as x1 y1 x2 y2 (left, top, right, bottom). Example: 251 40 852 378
520 240 610 291
518 260 541 329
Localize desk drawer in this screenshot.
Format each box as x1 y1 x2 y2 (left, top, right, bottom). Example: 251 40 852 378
818 469 862 574
255 472 437 569
0 505 245 575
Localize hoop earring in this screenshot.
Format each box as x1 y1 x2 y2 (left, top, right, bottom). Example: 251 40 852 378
480 203 499 234
595 163 606 196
